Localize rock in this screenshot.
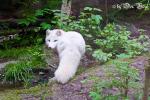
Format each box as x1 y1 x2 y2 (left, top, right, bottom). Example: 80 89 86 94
116 21 141 38
39 71 45 75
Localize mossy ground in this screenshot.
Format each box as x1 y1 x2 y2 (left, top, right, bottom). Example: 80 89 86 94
0 84 52 100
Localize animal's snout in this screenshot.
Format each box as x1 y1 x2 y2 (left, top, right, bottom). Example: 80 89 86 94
45 43 51 49
45 43 49 48
45 43 56 49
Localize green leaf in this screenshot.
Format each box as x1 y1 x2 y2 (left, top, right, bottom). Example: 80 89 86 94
35 9 44 16
27 16 37 23
91 15 102 24
92 49 112 62
40 22 51 30
116 53 132 59
84 7 93 11
89 91 101 100
17 19 30 26
93 8 102 12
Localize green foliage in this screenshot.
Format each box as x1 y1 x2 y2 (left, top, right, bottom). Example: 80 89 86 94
53 7 149 62
25 45 46 68
92 50 112 63
89 91 101 100
40 22 51 30
89 60 142 100
0 6 57 49
116 53 132 59
17 16 37 26
0 47 28 59
17 8 52 29
90 91 120 100
52 7 103 58
94 23 146 62
0 31 44 49
7 7 53 49
0 0 61 48
4 61 32 82
52 7 103 36
1 45 46 82
0 45 44 60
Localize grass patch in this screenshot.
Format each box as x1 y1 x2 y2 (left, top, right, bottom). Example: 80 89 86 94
0 45 46 67
0 47 30 59
1 45 47 82
4 61 33 82
0 84 52 100
0 46 44 60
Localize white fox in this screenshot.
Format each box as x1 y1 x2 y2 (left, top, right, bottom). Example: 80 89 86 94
45 29 86 84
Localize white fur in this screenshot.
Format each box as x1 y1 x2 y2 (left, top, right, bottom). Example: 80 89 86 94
45 29 85 84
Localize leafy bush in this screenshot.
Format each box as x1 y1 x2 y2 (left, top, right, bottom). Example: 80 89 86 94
52 7 102 37
94 24 147 61
0 2 60 49
53 7 149 62
17 8 52 29
0 8 53 49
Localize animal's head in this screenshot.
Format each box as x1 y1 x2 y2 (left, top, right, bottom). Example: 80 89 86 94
45 29 64 49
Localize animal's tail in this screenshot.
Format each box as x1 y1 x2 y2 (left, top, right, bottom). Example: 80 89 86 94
54 53 81 84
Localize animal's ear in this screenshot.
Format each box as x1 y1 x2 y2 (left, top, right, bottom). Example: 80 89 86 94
56 30 62 36
46 29 51 36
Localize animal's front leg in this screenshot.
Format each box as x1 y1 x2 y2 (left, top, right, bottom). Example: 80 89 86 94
54 68 68 84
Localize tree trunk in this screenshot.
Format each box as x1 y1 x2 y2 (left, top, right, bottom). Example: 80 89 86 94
61 0 72 16
143 58 150 100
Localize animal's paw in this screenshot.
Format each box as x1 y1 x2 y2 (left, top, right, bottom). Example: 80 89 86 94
54 70 70 84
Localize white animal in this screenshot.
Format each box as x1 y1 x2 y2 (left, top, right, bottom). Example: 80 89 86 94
45 29 86 84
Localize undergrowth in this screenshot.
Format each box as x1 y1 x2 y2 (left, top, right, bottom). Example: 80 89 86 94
1 45 46 83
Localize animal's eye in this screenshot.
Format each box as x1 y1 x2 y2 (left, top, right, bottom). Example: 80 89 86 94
48 40 50 42
54 40 58 42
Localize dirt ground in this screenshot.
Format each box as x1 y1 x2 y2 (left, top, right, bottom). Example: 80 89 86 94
17 55 148 100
